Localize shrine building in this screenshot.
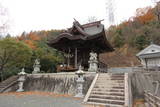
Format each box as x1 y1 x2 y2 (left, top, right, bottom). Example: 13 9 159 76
137 44 160 70
48 20 114 71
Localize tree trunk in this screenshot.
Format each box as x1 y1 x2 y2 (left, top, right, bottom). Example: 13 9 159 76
157 2 160 22
0 67 4 82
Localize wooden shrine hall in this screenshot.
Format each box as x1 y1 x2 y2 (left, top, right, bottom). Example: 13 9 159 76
48 20 114 71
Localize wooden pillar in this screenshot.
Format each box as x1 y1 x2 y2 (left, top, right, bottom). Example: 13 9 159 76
67 48 70 67
75 48 78 68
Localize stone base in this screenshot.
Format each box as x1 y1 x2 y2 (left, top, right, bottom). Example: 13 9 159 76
88 61 98 72
88 69 97 72
32 71 41 74
16 89 24 92
74 93 84 98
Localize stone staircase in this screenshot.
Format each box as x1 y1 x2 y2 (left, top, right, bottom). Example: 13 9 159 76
84 73 126 107
0 75 18 93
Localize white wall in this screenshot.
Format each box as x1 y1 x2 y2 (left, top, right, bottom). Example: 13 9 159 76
141 57 160 68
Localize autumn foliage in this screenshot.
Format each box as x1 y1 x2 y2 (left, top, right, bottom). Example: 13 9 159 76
17 32 41 49
24 40 36 49
104 4 160 67
135 7 155 24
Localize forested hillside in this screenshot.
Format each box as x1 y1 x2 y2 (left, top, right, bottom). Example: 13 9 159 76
101 4 160 67
0 30 63 81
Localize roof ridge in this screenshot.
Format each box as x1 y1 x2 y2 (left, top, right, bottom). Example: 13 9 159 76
82 20 104 28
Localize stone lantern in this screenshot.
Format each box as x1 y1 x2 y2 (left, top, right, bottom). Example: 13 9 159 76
17 68 27 92
75 65 85 98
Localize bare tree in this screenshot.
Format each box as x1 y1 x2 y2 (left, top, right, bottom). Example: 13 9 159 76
0 3 9 38
151 0 160 21
156 2 160 21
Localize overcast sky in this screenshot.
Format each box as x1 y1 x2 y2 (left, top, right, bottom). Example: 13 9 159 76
0 0 155 36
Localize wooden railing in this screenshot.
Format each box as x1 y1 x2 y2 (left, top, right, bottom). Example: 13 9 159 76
144 91 160 107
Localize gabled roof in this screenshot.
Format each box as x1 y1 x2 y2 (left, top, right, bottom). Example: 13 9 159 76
63 20 105 39
48 20 114 53
136 44 160 57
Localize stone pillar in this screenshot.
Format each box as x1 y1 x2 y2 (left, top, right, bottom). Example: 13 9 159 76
17 68 27 92
75 66 85 98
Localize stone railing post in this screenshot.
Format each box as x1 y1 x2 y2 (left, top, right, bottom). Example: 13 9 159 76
125 73 130 107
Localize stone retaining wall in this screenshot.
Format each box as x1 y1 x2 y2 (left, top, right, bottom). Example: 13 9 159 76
131 72 160 99
23 73 95 96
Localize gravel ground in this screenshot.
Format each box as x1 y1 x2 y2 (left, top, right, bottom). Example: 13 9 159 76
0 92 85 107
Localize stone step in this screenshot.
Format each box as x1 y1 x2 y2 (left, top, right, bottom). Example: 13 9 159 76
86 102 124 107
98 76 124 79
94 86 124 89
89 94 124 100
95 83 124 86
84 73 126 106
94 84 124 89
99 73 124 75
92 88 124 92
0 84 8 86
0 86 5 88
96 80 124 83
97 78 124 81
91 91 124 96
0 75 18 93
93 86 124 90
95 84 124 87
99 75 124 77
88 98 125 105
93 88 124 92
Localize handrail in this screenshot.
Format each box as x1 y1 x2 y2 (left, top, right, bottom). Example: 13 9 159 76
125 73 129 107
144 91 160 106
83 73 99 102
124 73 132 107
0 76 18 93
0 80 18 93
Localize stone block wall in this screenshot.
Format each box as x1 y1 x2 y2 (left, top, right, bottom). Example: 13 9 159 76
23 73 95 96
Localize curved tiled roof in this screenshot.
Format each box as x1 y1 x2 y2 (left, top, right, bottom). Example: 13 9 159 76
48 20 114 53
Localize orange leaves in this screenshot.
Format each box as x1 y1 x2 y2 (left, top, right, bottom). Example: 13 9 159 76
28 33 41 41
17 35 26 41
17 32 41 41
24 40 36 49
135 7 155 24
16 30 62 50
17 32 41 49
138 10 155 24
